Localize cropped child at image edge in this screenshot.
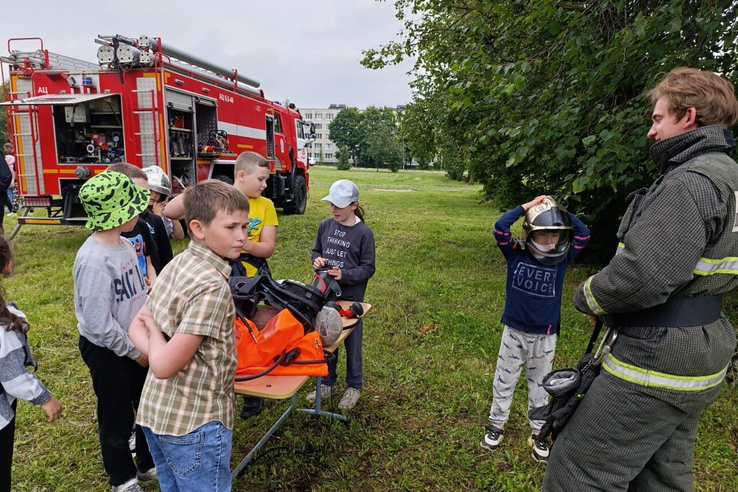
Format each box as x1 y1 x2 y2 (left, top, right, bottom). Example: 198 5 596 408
0 235 62 492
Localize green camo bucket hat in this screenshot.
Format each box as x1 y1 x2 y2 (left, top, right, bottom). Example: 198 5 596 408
79 171 150 231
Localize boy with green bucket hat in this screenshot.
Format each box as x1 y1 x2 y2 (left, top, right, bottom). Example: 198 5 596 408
73 171 155 492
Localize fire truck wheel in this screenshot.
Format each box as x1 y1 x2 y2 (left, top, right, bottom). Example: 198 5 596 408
285 174 307 215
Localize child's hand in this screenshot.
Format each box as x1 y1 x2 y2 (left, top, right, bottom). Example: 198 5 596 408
41 396 62 422
176 363 190 379
522 195 552 211
327 266 342 281
152 199 167 216
313 257 327 269
137 305 154 321
140 312 160 335
136 353 150 367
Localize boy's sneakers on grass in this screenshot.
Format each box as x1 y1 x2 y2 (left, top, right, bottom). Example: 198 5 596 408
529 433 550 462
480 425 504 451
137 467 157 483
111 478 143 492
338 387 360 409
306 383 332 403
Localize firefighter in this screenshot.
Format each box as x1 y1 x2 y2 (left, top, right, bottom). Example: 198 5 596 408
543 67 738 491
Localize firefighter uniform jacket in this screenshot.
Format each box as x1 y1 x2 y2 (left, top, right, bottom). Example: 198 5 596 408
542 125 738 492
574 124 738 391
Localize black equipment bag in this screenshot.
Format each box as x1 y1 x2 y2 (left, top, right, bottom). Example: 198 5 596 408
229 269 342 333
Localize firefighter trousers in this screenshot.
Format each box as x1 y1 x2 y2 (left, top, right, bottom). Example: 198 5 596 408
542 321 735 492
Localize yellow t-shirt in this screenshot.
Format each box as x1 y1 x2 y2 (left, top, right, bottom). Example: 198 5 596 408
242 196 278 277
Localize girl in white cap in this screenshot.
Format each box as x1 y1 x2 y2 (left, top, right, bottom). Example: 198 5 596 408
309 180 376 409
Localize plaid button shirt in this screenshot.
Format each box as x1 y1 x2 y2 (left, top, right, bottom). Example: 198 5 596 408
137 240 236 436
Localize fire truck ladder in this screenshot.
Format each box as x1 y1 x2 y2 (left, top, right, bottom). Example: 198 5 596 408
132 87 161 168
4 88 46 240
6 89 42 197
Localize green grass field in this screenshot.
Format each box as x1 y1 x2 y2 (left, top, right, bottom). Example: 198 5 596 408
6 166 738 491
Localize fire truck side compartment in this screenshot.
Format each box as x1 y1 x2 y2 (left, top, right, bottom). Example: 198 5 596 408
52 96 125 165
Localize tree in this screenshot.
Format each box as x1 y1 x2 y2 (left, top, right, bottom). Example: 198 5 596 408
366 122 404 172
336 145 351 170
363 0 738 260
399 102 436 170
328 108 363 164
357 106 398 168
329 106 400 168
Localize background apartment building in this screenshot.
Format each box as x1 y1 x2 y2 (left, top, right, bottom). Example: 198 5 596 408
301 104 346 165
301 104 407 165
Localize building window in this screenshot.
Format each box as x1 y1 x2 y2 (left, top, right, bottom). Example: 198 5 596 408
314 143 322 149
314 123 323 130
326 143 332 150
325 153 333 159
308 153 313 158
305 113 312 119
316 133 323 139
315 113 322 119
327 113 334 120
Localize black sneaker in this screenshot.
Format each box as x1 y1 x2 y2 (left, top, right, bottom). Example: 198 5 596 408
529 434 549 462
480 425 504 451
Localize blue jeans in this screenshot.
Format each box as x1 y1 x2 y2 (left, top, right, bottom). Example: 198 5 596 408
142 422 232 492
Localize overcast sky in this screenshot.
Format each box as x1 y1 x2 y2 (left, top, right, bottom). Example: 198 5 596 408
3 0 415 109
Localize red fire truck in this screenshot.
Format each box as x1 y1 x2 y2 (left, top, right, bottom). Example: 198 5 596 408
1 35 313 238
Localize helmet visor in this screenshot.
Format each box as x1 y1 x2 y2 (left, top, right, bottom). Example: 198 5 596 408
527 230 572 265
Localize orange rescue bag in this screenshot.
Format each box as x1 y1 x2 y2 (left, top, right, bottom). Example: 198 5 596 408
235 309 329 379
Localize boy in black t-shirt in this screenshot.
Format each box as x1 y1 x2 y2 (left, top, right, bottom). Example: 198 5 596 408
107 164 161 283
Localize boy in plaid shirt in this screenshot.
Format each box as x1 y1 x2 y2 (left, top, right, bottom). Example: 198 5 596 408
129 180 249 491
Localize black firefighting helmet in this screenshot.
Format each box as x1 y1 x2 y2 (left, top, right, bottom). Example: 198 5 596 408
522 198 573 265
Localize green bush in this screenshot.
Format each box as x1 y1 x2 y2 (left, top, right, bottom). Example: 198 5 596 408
364 0 738 261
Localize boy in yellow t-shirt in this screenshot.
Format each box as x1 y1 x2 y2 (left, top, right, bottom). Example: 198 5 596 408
231 151 278 277
164 152 278 277
229 152 278 419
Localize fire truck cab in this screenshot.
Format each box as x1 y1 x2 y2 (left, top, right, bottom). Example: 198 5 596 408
1 35 311 238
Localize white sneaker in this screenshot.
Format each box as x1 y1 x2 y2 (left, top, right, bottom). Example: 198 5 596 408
480 425 504 450
529 434 550 462
137 467 156 482
111 478 142 492
338 387 360 409
306 384 332 403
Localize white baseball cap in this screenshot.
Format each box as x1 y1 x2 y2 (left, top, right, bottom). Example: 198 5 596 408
321 179 359 208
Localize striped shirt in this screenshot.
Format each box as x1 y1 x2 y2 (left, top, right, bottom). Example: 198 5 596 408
136 240 236 436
